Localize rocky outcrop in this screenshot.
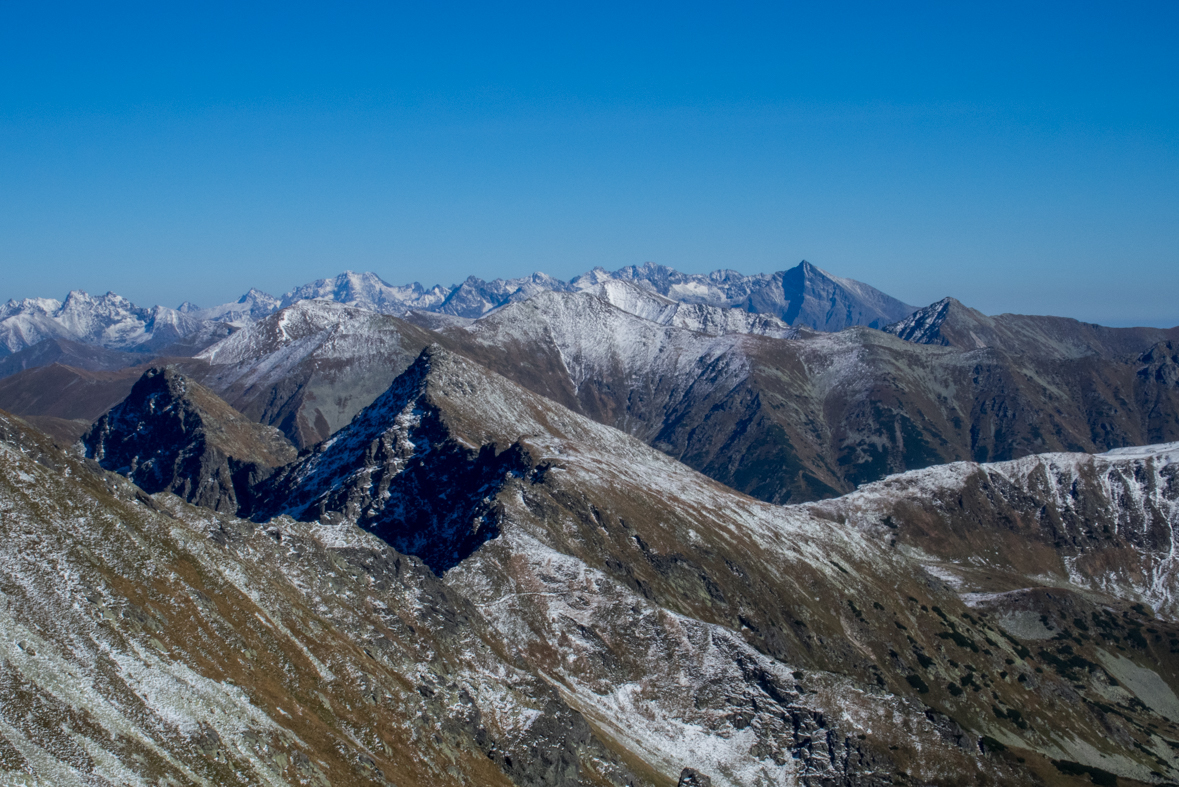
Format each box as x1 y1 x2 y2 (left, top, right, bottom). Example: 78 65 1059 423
886 296 1179 359
677 768 712 786
1140 340 1179 387
0 409 644 786
12 338 1179 782
82 367 296 513
255 348 533 572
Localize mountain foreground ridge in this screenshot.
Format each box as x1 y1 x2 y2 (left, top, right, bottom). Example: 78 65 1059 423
3 255 1179 784
4 342 1179 783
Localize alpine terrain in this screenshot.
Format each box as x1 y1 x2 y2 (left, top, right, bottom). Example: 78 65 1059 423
1 261 1178 786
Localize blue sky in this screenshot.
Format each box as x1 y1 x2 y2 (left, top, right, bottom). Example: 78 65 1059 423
1 1 1176 325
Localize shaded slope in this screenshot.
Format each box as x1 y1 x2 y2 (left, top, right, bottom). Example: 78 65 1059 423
0 362 151 422
83 367 298 514
22 288 1178 510
0 337 145 379
251 345 1179 783
438 292 1179 504
603 260 916 331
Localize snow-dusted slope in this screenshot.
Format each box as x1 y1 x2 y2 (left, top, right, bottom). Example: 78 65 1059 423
583 279 798 338
435 272 574 317
0 409 646 786
0 291 211 356
180 287 280 324
250 346 1179 783
821 442 1179 617
280 270 450 313
0 260 914 360
884 296 1179 359
579 260 917 331
444 289 755 442
194 299 437 447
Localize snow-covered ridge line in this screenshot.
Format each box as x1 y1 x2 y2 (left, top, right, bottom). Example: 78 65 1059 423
1 260 914 356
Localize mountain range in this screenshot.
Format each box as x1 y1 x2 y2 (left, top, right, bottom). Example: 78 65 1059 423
2 260 1179 784
0 260 913 358
4 344 1179 784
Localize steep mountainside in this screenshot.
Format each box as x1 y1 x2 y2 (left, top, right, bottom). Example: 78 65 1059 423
820 443 1179 616
180 287 281 323
10 286 1177 511
435 272 575 318
0 410 647 786
242 347 1179 783
0 291 208 356
581 280 799 338
885 297 1179 359
10 341 1179 783
431 291 1179 504
0 362 155 440
1 261 915 358
280 271 450 313
193 300 438 448
83 368 297 513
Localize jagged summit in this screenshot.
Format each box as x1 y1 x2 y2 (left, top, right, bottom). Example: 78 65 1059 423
883 296 966 346
0 289 203 357
0 260 919 360
254 346 535 571
778 260 916 330
280 269 450 313
886 296 1179 359
194 299 437 448
579 259 917 331
83 366 296 513
10 330 1179 780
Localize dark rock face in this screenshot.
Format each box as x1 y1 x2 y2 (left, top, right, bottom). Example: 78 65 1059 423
192 301 437 449
1140 340 1179 387
437 293 1179 506
82 367 296 514
10 342 1179 782
677 768 712 786
255 348 532 573
0 409 647 787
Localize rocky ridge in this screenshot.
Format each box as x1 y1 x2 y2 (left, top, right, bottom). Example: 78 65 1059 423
4 284 1179 511
245 346 1179 783
8 341 1179 782
884 297 1179 359
82 367 297 514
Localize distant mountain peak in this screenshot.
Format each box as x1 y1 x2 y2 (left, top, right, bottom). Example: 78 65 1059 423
1 260 917 359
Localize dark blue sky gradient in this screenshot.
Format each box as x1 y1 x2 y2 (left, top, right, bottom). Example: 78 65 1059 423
1 2 1176 325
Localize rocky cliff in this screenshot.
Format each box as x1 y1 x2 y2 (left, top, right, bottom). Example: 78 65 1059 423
82 367 297 514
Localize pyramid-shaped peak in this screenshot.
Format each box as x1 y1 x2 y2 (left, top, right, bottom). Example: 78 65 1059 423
237 287 275 304
83 366 296 513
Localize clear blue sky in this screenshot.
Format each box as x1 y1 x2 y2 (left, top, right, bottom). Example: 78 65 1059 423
1 1 1176 325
